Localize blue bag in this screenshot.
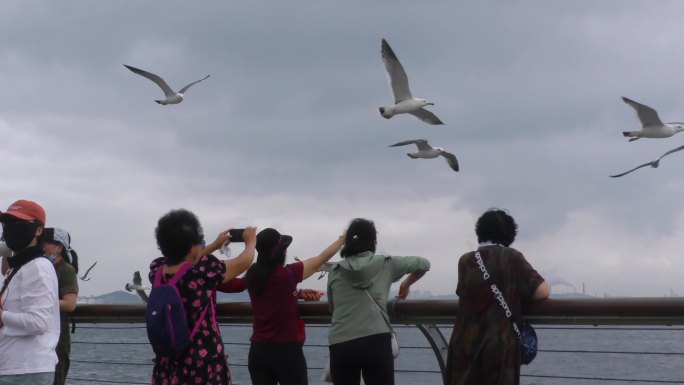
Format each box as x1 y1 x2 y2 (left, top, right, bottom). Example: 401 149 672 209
146 263 209 357
519 320 538 365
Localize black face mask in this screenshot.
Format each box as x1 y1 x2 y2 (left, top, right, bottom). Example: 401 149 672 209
2 221 38 251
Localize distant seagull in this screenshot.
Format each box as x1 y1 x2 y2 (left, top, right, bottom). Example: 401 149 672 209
621 97 684 142
125 271 149 303
78 261 98 281
379 39 443 125
610 144 684 178
389 139 459 172
124 64 210 105
294 256 331 279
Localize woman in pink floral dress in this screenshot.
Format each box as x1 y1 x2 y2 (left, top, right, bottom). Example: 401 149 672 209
148 209 256 385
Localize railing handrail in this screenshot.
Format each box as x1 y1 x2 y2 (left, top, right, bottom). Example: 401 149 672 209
71 297 684 325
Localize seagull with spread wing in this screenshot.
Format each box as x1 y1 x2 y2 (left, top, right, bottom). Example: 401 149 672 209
389 139 459 172
379 39 443 125
124 64 210 105
125 271 150 303
78 261 97 281
610 144 684 178
621 97 684 142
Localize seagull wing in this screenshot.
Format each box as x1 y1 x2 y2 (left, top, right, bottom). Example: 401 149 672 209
381 39 413 103
130 271 149 303
609 161 655 178
408 108 444 125
388 139 429 149
124 65 176 97
656 144 684 162
622 97 663 127
139 289 149 303
178 74 210 94
79 261 97 281
439 151 460 172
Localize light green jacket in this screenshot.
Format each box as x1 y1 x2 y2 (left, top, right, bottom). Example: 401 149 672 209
327 251 430 345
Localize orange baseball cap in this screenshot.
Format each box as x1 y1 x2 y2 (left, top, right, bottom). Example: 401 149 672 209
0 199 46 224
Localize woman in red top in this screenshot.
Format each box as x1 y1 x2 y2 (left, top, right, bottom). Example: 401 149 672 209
223 228 343 385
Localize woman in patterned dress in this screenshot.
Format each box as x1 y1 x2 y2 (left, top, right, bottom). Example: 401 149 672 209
445 209 550 385
149 209 256 385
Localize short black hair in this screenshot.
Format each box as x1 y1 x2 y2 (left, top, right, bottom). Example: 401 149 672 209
475 209 518 247
155 209 204 265
340 218 377 258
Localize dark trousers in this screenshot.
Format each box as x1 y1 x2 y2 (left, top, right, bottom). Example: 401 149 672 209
329 333 394 385
53 323 70 385
248 342 309 385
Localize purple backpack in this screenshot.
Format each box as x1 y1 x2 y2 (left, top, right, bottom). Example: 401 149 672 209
146 263 210 357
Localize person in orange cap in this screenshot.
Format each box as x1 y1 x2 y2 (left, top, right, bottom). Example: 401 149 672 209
0 199 60 385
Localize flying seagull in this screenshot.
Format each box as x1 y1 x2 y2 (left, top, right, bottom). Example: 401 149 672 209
124 64 210 105
621 97 684 142
379 39 443 125
389 139 459 172
125 271 149 303
78 261 98 281
610 144 684 178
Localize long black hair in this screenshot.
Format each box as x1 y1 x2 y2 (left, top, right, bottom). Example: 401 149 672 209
61 246 79 274
340 218 377 258
244 228 289 296
244 251 286 296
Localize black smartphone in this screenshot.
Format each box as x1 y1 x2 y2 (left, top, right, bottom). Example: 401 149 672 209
229 228 245 243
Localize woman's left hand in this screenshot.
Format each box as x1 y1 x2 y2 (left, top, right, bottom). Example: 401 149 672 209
298 289 324 301
396 280 411 299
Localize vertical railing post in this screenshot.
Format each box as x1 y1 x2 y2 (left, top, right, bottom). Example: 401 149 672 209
416 324 449 385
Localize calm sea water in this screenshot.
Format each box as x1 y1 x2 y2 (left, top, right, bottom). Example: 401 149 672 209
68 324 684 385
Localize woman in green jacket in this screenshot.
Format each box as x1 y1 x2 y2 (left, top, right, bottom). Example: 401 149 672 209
326 218 430 385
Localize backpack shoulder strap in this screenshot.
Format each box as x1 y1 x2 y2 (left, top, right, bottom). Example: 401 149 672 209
189 289 218 339
153 262 193 287
167 263 193 285
153 265 166 287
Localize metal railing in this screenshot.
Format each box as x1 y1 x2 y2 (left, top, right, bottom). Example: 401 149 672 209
72 297 684 325
69 298 684 384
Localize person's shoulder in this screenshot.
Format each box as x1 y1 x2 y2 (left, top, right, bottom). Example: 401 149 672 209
149 256 166 271
59 261 76 273
32 256 54 270
194 254 226 275
504 246 524 259
459 251 475 261
198 254 221 264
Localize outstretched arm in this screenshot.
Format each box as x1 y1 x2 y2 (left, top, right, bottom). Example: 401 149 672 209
301 236 344 280
396 270 427 299
223 227 257 282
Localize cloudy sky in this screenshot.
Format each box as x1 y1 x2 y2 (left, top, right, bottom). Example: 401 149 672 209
2 1 684 297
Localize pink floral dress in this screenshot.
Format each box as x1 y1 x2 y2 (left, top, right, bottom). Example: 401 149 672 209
149 254 231 385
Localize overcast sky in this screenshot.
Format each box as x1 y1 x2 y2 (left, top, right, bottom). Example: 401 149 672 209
2 1 684 297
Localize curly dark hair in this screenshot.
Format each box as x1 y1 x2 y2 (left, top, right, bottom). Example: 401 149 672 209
340 218 377 258
155 209 204 265
475 209 518 247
